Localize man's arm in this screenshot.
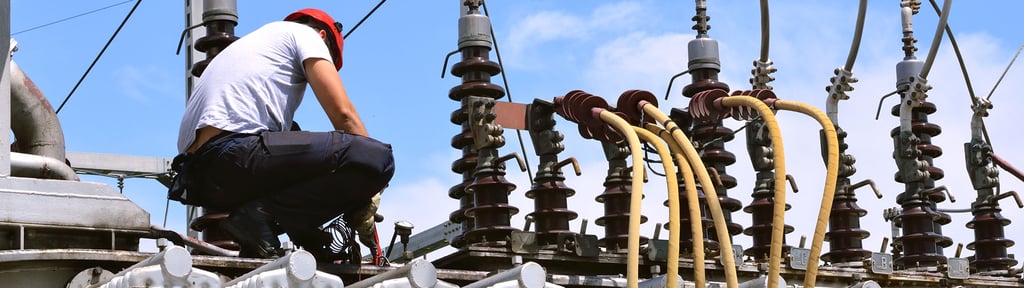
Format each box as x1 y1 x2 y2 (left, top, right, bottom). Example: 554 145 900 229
304 58 368 136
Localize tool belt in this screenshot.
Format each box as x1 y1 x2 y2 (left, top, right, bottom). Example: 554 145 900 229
167 131 245 207
168 152 203 206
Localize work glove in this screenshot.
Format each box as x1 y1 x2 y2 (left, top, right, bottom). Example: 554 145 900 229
346 190 381 249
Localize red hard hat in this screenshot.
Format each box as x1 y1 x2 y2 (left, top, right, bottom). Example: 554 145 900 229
285 8 344 70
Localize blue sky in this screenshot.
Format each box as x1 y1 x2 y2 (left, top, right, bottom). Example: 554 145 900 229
10 0 1024 263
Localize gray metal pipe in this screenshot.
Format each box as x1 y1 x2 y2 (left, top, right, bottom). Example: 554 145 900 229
224 249 318 286
10 59 65 162
463 262 545 288
346 259 438 288
89 245 194 288
11 151 78 180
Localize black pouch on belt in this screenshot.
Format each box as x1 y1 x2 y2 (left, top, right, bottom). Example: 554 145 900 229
168 152 204 206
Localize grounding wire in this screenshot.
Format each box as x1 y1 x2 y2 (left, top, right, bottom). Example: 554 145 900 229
844 0 868 71
13 0 133 36
925 0 997 152
481 0 535 184
343 0 388 40
986 43 1024 101
927 0 978 107
55 0 142 115
163 198 170 227
758 0 769 62
918 0 951 79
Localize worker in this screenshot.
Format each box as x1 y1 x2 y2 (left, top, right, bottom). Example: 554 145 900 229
168 8 394 261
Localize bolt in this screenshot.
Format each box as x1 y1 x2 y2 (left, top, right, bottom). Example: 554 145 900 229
156 238 169 251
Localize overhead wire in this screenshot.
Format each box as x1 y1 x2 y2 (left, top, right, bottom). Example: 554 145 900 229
758 0 770 62
986 43 1023 101
55 0 142 114
844 0 868 71
918 0 952 79
343 0 388 39
481 0 534 184
12 0 134 36
925 0 977 107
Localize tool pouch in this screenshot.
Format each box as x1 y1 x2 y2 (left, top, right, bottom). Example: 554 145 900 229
168 152 205 206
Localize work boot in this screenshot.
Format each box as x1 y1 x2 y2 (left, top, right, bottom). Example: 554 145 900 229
220 201 284 259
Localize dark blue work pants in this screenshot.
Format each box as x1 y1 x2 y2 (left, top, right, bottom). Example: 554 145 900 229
190 130 394 243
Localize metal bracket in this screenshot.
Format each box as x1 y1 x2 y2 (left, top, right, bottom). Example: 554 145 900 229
646 239 668 262
789 247 810 270
731 245 744 267
947 257 970 279
870 252 894 274
509 231 539 254
466 96 504 149
572 234 599 257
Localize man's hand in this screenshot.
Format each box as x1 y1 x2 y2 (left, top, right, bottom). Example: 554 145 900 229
346 191 381 248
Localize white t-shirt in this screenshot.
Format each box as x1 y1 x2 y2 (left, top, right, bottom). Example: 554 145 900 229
178 21 333 153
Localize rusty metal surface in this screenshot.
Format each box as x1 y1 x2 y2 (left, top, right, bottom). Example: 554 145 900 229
493 101 526 130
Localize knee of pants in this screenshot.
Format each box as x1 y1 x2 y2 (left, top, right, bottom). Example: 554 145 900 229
339 135 395 184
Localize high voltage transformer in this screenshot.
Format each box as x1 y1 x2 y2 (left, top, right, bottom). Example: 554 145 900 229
0 0 1022 287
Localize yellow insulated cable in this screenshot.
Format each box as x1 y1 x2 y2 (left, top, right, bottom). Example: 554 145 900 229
597 110 645 288
774 100 839 288
632 127 682 288
647 123 706 288
639 104 739 288
720 96 787 288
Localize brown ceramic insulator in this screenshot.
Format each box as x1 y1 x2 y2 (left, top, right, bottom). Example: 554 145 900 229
189 19 239 252
682 75 730 98
889 102 945 183
967 205 1018 272
680 70 742 255
822 128 873 264
888 99 952 267
595 173 648 251
464 172 520 244
743 189 794 261
447 43 506 246
688 118 743 239
665 109 720 253
822 188 872 264
448 178 474 248
615 90 659 126
190 20 238 77
526 177 578 244
894 202 951 267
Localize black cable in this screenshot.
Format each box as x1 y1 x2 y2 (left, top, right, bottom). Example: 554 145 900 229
13 0 133 36
642 142 667 177
481 0 535 184
343 0 388 39
55 0 142 115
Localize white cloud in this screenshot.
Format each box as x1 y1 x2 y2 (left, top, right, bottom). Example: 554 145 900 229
505 11 586 65
502 1 649 69
583 32 690 97
117 65 176 102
